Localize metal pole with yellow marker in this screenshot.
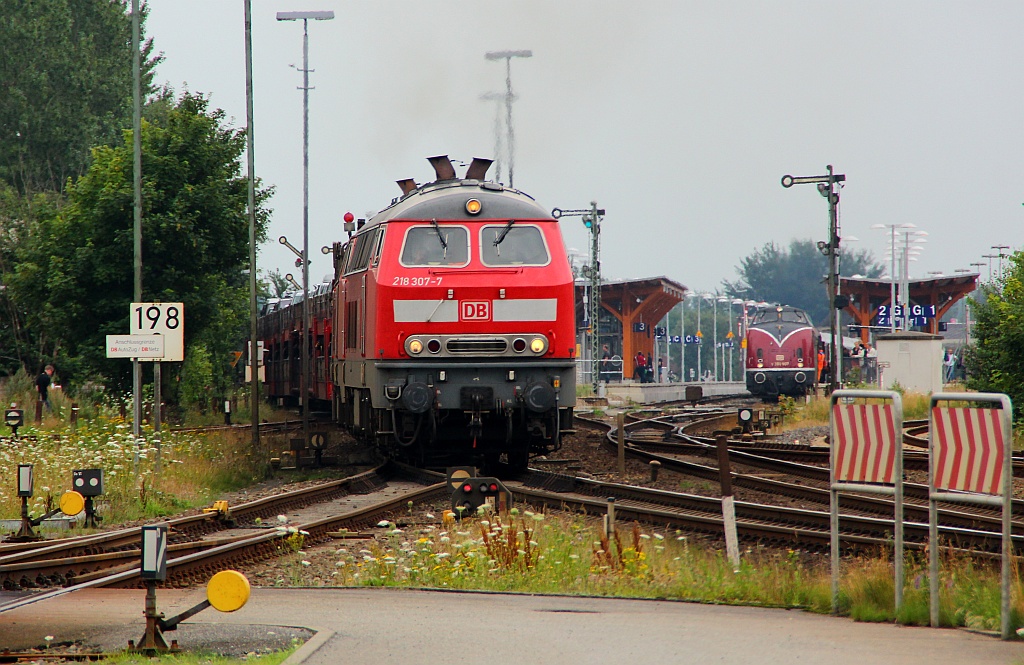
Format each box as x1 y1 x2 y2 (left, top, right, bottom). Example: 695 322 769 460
7 466 86 542
132 522 251 654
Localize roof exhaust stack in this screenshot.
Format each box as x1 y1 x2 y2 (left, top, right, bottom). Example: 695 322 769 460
427 155 457 181
396 178 417 195
465 158 493 181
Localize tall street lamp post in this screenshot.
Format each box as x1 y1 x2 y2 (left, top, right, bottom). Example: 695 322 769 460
871 223 915 333
992 244 1010 281
485 50 532 187
678 298 686 384
695 296 703 381
277 9 334 451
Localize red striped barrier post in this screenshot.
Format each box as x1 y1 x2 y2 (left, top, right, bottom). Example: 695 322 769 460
829 389 903 615
928 392 1013 639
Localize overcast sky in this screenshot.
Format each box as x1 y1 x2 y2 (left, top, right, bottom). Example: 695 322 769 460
146 1 1022 294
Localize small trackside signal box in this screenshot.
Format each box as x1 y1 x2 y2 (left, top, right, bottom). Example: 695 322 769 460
451 477 512 515
141 525 168 581
73 469 104 496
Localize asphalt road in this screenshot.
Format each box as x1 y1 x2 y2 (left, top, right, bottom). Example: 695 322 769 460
1 588 1022 664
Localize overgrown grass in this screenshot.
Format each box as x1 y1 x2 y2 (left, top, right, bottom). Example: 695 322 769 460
0 414 268 522
278 508 1022 632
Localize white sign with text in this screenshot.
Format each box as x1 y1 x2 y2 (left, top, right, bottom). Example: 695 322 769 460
106 334 165 358
130 302 184 362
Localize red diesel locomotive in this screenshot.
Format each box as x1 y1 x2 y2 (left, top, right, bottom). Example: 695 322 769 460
260 155 576 471
744 304 819 400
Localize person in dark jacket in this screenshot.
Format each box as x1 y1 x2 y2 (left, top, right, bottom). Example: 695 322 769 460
36 365 54 411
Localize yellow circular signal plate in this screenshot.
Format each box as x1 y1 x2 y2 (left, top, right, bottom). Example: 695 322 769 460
59 491 85 517
207 570 251 612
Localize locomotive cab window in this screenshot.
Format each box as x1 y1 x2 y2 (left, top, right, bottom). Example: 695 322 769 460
345 226 383 275
480 224 550 266
400 225 469 267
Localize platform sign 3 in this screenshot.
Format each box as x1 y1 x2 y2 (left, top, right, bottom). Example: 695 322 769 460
131 302 184 362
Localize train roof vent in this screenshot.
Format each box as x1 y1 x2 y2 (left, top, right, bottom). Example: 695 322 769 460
446 338 508 354
427 155 457 181
465 158 493 181
397 178 417 195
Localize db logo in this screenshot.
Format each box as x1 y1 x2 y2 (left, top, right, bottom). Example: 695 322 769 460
460 301 491 321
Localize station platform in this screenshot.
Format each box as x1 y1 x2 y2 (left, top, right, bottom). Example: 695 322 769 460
597 381 747 405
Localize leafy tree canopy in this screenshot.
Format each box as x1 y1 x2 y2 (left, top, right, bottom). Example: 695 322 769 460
724 238 883 325
0 0 160 194
964 251 1024 418
7 91 272 393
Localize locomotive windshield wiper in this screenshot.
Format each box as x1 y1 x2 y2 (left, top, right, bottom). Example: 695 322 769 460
430 218 448 258
492 219 516 255
491 219 516 247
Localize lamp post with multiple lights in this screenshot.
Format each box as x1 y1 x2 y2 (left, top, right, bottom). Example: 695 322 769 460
485 50 532 187
992 244 1010 282
277 9 334 450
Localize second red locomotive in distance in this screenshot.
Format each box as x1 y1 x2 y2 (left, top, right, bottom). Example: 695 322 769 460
744 304 819 400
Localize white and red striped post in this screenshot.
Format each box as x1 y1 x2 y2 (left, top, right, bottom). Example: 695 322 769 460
829 389 903 615
928 392 1013 639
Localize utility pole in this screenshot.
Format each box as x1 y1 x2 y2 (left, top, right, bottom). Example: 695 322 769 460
552 203 605 393
244 0 260 450
782 166 845 394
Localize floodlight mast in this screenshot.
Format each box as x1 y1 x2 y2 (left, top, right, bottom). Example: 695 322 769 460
781 166 845 394
277 9 334 452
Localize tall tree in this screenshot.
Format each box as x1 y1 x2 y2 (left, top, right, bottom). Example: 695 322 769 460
7 91 272 393
964 251 1024 418
725 239 883 325
0 0 160 194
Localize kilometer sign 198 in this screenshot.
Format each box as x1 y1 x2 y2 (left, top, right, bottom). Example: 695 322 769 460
130 302 184 362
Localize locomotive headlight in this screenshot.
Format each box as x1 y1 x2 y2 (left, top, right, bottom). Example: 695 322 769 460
530 337 546 354
408 339 423 355
465 198 482 215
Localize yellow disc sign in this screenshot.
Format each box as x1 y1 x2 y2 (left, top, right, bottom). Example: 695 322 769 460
59 491 85 517
207 570 251 612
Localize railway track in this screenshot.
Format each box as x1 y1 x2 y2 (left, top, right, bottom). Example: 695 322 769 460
0 462 446 607
2 406 1015 608
512 470 1015 555
570 411 1022 553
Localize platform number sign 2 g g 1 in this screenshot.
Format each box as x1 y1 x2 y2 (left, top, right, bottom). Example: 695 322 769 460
131 302 184 362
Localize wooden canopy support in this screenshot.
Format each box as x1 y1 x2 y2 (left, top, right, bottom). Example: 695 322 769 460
594 277 687 377
840 274 978 343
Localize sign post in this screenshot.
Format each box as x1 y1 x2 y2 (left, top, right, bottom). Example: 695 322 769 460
928 392 1013 639
829 389 903 615
130 302 183 474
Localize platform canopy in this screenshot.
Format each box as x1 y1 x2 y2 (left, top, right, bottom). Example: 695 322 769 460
840 273 978 343
578 276 687 370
